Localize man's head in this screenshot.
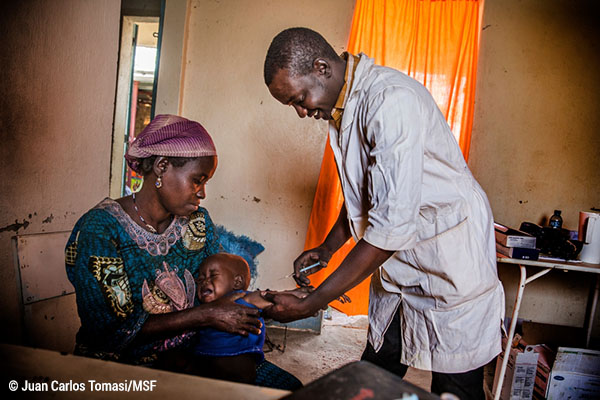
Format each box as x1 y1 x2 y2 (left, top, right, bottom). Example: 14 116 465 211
264 27 346 120
196 253 251 303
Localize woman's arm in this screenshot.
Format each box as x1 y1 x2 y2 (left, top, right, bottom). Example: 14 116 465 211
66 211 151 353
139 292 262 339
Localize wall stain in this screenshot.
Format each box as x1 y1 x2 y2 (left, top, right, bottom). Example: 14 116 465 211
253 196 261 203
0 219 30 233
42 214 54 224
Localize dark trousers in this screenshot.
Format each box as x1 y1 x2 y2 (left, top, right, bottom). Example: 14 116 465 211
361 309 485 400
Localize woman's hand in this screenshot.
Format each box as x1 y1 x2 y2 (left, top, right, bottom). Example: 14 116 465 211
292 246 332 287
201 291 262 336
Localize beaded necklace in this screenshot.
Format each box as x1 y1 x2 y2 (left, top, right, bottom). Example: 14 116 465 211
132 192 158 233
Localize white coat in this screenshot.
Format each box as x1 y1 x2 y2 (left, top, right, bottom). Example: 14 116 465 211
328 53 504 373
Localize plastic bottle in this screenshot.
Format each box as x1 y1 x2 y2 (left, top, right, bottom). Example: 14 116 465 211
549 210 563 229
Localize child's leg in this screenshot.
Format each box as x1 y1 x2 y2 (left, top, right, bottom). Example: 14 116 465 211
197 354 258 384
153 348 197 374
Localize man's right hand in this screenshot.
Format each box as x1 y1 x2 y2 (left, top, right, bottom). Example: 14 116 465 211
292 246 332 287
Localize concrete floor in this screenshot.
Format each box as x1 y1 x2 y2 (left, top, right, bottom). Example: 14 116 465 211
264 309 495 398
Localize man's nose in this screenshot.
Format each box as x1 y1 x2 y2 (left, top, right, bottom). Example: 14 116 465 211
196 186 205 199
292 104 308 118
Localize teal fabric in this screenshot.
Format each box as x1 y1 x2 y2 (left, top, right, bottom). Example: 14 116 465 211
66 198 303 389
255 360 303 390
65 198 219 364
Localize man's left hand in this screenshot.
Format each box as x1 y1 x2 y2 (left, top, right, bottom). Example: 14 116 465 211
260 291 315 323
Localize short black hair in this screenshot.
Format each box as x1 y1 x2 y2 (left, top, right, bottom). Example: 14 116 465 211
264 27 339 86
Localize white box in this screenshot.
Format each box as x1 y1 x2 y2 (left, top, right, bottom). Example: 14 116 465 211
493 336 540 400
495 222 537 249
546 347 600 399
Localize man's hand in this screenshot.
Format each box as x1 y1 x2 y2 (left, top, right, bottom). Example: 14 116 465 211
260 291 316 323
292 246 332 287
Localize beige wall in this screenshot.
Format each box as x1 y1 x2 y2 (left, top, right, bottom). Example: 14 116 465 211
470 0 600 230
180 0 356 291
182 0 600 334
470 0 600 330
1 0 598 350
0 1 120 344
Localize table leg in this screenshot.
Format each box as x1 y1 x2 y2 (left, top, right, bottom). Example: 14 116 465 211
584 275 600 348
494 265 527 400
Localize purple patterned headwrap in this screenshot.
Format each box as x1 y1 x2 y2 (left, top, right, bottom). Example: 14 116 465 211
125 114 217 173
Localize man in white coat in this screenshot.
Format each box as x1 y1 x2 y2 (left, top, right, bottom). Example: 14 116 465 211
262 27 504 399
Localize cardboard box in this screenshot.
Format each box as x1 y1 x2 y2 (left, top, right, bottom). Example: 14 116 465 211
546 347 600 399
531 344 555 400
493 335 540 400
496 242 540 260
495 223 537 249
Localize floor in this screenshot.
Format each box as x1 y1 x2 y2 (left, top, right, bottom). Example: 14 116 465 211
264 309 496 399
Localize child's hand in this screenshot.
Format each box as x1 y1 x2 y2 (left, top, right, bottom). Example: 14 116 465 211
245 287 313 309
283 286 315 299
336 293 351 304
243 290 274 309
284 286 350 304
260 291 312 323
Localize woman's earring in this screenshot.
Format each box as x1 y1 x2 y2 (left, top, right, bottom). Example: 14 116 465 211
155 176 163 188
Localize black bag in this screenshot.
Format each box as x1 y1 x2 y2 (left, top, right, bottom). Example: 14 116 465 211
519 222 583 260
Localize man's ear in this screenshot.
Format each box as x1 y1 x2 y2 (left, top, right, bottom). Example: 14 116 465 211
233 274 245 290
153 156 169 177
313 58 331 78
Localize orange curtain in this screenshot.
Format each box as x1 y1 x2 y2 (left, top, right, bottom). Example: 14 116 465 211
304 0 486 316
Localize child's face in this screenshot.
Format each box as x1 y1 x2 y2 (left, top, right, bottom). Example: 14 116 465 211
196 261 237 303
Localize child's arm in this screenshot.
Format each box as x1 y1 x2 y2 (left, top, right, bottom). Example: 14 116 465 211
282 286 315 298
244 287 314 309
243 291 274 309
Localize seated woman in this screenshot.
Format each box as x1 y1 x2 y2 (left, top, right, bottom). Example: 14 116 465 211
65 114 300 389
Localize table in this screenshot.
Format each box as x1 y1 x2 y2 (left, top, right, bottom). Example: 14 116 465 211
281 360 439 400
493 256 600 400
1 343 289 399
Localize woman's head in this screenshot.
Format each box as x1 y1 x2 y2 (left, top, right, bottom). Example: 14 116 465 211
126 115 217 172
151 155 217 216
125 115 218 216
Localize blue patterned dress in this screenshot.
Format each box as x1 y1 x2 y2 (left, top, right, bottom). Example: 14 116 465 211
65 198 218 364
